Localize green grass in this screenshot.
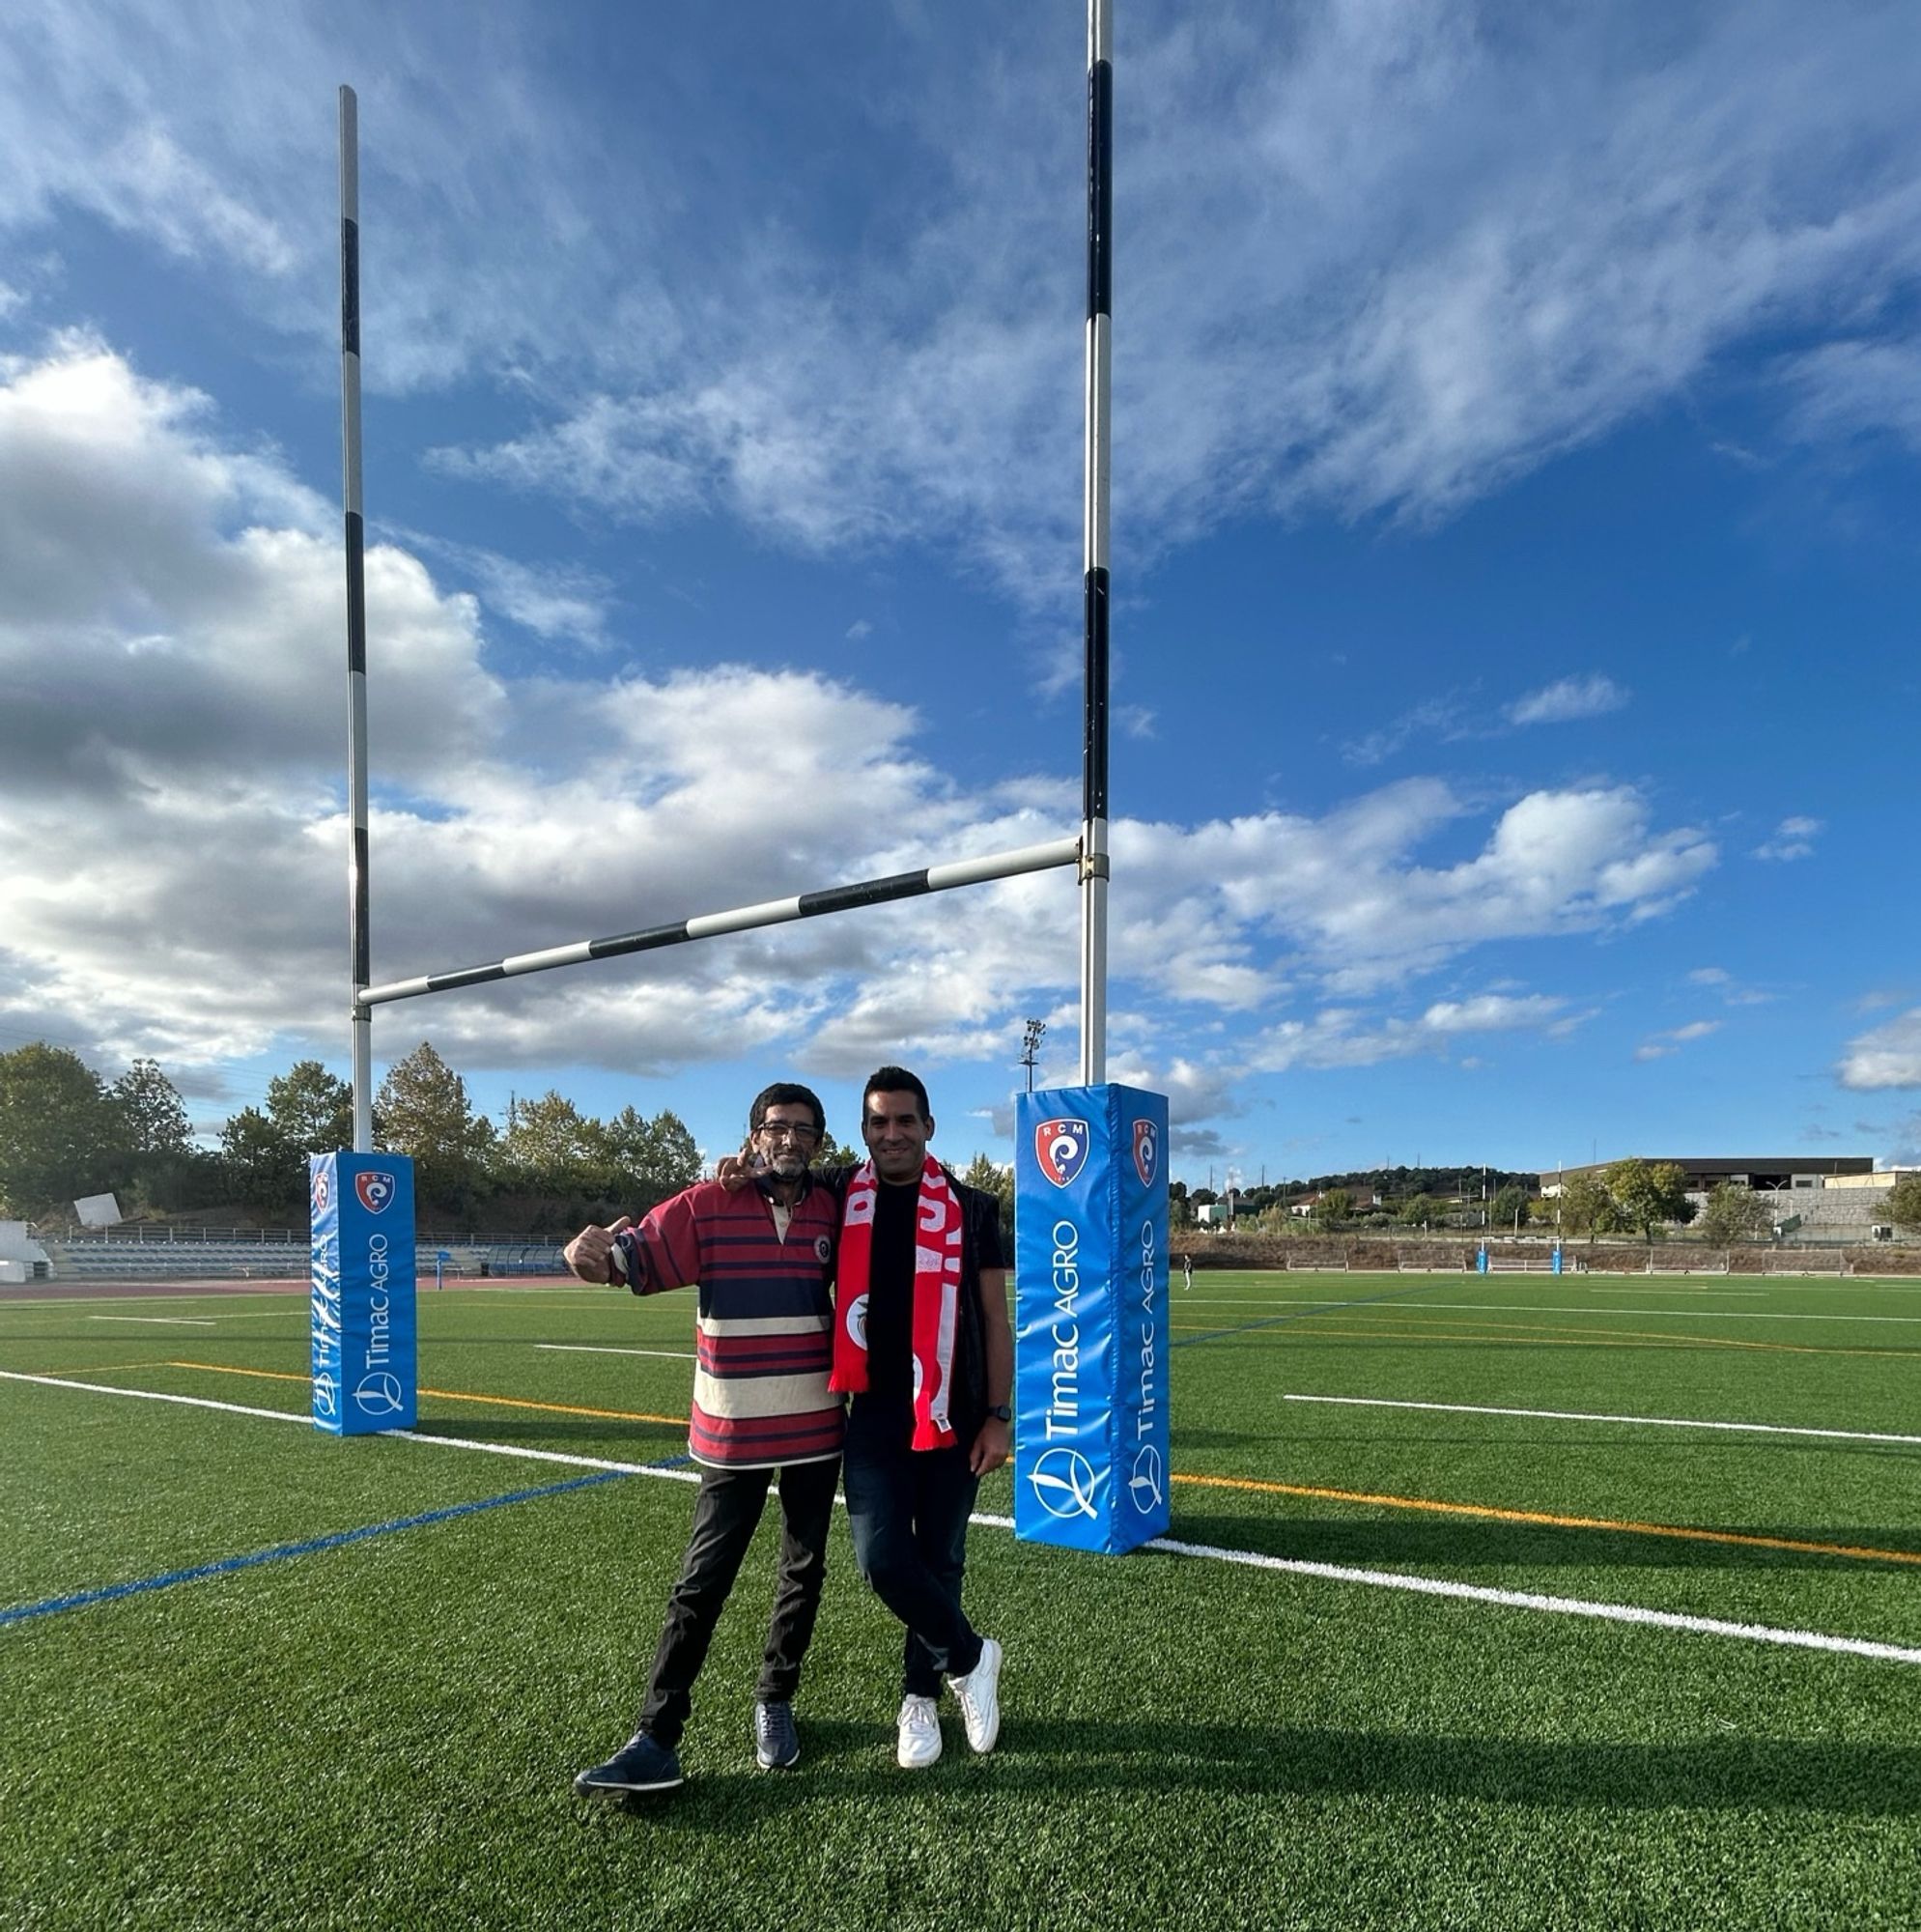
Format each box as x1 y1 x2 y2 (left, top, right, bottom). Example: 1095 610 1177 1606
4 1269 1920 1929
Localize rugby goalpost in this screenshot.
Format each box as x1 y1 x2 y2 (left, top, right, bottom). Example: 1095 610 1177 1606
335 7 1114 1144
327 13 1171 1555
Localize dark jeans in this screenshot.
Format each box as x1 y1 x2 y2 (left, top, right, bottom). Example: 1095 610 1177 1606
636 1456 839 1747
841 1396 983 1698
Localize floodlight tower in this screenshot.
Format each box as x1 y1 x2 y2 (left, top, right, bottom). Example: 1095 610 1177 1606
1021 1017 1047 1093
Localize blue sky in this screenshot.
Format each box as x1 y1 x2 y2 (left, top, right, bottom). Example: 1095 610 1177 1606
2 0 1918 1186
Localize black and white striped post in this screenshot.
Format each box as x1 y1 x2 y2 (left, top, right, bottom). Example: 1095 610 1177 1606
356 838 1081 1008
1079 0 1113 1086
338 84 374 1151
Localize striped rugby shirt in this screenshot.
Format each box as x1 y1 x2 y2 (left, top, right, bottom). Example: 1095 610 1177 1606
613 1179 842 1469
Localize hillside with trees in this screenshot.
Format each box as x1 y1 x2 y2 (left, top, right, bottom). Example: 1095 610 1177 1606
0 1039 707 1234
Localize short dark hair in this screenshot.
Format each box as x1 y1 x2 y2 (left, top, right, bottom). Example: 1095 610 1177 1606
862 1065 930 1122
748 1082 826 1139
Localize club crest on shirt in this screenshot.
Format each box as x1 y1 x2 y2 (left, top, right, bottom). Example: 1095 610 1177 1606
1131 1119 1158 1187
1034 1118 1089 1188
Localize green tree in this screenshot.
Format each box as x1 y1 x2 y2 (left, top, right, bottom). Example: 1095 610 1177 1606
497 1092 602 1196
1398 1192 1439 1229
1882 1174 1921 1233
1312 1187 1353 1229
1489 1183 1530 1232
108 1057 220 1214
377 1042 494 1214
1698 1181 1769 1246
112 1059 193 1155
266 1061 355 1155
1557 1173 1624 1240
959 1151 1016 1247
0 1043 130 1216
596 1105 702 1207
1605 1158 1692 1242
219 1106 297 1213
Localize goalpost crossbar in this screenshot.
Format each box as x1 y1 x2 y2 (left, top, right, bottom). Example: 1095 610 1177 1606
355 837 1083 1009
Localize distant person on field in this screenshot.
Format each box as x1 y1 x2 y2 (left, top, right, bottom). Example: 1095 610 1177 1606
563 1082 840 1799
1182 1253 1193 1292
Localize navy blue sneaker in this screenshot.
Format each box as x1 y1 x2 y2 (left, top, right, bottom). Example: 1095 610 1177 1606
754 1700 800 1771
573 1730 684 1797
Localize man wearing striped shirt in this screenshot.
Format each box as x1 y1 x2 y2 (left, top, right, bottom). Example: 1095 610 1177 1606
563 1082 840 1797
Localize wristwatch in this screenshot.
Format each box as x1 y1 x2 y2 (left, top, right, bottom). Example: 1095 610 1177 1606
986 1403 1012 1423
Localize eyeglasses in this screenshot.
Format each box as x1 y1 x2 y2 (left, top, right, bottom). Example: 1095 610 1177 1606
755 1122 820 1143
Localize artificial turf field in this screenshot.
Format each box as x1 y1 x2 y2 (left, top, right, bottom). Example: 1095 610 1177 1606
3 1266 1919 1930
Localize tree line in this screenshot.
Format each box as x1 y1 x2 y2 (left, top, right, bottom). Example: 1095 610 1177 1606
0 1040 709 1234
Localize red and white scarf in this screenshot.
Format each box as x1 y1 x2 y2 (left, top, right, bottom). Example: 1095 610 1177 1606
831 1156 964 1450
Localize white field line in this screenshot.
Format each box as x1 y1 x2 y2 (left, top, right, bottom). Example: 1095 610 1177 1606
1417 1301 1921 1324
0 1370 699 1481
1589 1288 1764 1297
1283 1392 1921 1447
7 1368 1918 1668
535 1344 696 1360
1215 1296 1921 1326
0 1370 312 1427
1144 1536 1921 1667
88 1316 218 1326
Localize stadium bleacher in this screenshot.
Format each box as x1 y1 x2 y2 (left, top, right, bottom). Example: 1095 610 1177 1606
39 1231 570 1283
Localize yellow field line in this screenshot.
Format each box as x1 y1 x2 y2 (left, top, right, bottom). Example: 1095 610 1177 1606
1169 1471 1921 1568
166 1361 686 1430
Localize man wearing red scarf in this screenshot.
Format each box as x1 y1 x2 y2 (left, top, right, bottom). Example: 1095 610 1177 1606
831 1065 1013 1769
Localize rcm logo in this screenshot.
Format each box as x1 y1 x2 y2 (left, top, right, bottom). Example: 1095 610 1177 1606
311 1169 330 1216
354 1171 397 1214
1034 1119 1089 1188
1132 1119 1158 1187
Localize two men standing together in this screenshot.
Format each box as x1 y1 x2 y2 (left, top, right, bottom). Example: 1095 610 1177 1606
563 1065 1011 1796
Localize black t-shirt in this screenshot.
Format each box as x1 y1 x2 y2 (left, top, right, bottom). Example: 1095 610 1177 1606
861 1176 1006 1409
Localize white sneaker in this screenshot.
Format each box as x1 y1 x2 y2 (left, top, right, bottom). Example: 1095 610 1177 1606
948 1635 1003 1754
896 1694 942 1770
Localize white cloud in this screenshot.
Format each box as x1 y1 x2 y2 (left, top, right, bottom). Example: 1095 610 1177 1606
1151 781 1715 994
1251 991 1571 1073
1635 1018 1720 1062
6 6 1898 608
399 532 616 649
1838 1009 1921 1092
1783 336 1921 453
1506 674 1629 726
1688 966 1730 985
0 332 1729 1133
1753 814 1822 862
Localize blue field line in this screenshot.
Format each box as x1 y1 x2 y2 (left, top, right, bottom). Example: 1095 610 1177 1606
1172 1275 1450 1350
1 1465 649 1631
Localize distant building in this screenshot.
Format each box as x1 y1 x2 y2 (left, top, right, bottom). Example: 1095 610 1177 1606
1537 1155 1873 1198
1289 1187 1379 1217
